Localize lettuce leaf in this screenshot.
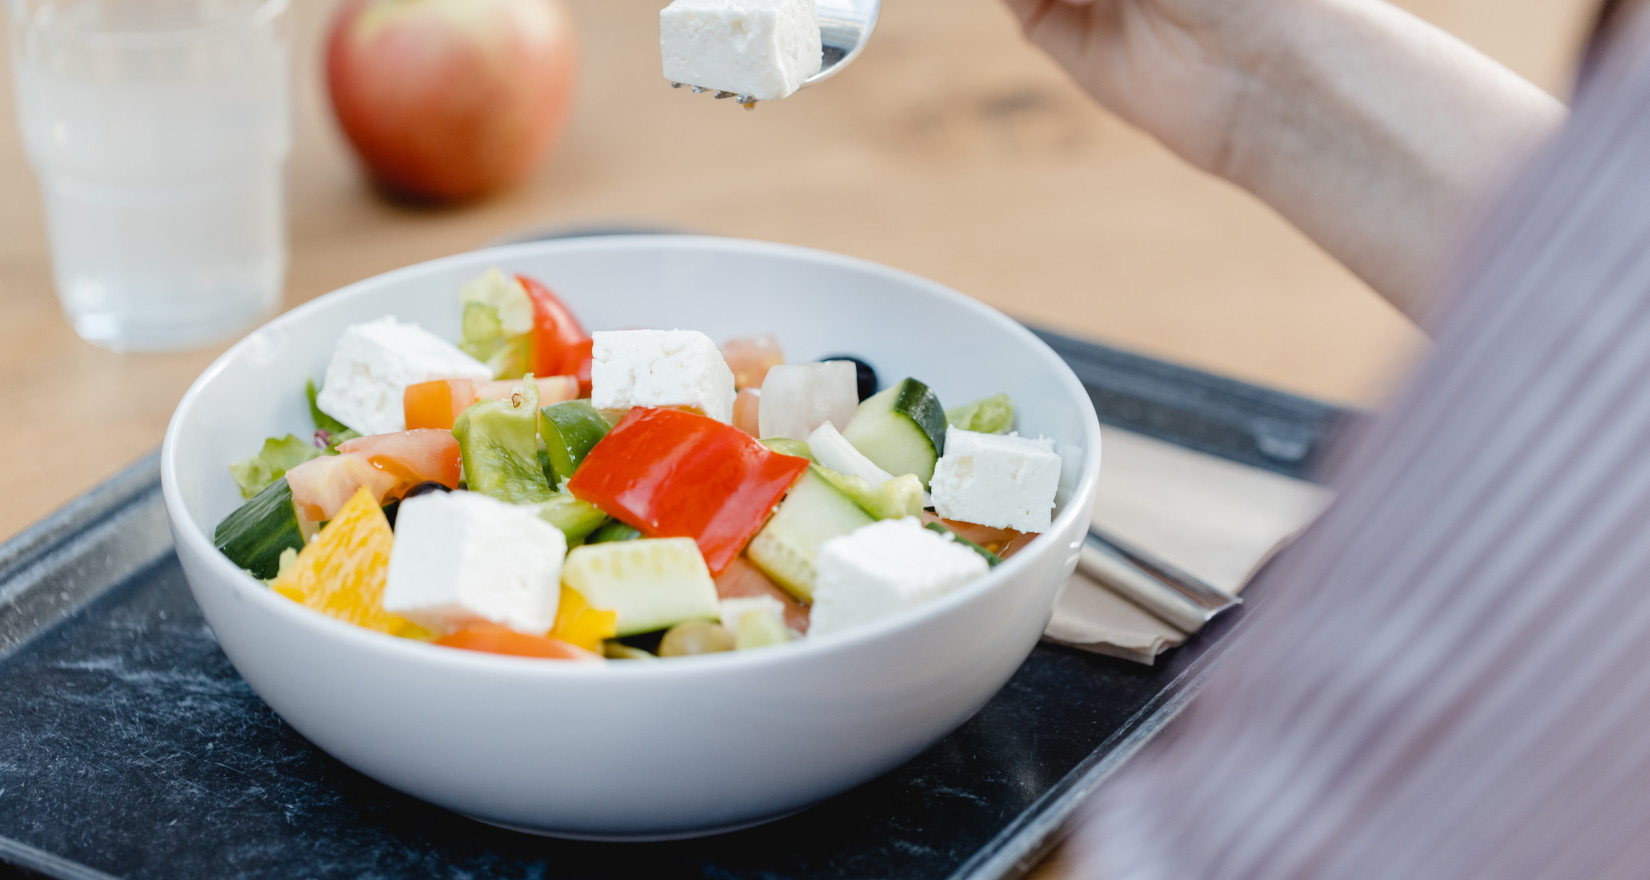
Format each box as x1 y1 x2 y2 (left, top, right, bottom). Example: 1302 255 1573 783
305 379 359 450
229 434 322 499
945 393 1014 434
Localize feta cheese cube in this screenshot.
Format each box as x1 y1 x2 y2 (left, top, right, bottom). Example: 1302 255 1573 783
660 0 822 102
384 491 567 635
930 429 1062 533
809 518 989 638
758 361 859 441
590 329 737 423
315 316 492 436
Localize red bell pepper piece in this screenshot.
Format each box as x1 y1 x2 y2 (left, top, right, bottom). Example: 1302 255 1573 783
517 274 591 380
566 407 810 574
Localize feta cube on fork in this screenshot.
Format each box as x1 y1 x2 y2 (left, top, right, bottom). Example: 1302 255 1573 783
661 0 823 104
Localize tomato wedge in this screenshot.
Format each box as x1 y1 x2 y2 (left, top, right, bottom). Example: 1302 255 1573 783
337 429 462 490
732 388 761 437
518 275 590 380
287 429 462 521
566 407 810 574
720 335 783 389
434 623 603 661
920 511 1025 554
474 375 579 406
285 454 399 523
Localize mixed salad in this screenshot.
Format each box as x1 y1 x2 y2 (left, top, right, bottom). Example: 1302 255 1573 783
214 269 1065 662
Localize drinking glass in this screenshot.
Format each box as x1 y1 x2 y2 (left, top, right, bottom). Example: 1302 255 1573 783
7 0 291 351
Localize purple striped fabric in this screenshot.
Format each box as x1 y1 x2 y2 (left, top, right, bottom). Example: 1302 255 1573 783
1079 18 1650 880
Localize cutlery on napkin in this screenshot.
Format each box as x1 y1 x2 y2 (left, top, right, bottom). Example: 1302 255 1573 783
1044 428 1333 664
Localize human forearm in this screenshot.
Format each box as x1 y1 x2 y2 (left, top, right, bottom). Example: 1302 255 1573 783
1219 0 1563 317
1005 0 1565 319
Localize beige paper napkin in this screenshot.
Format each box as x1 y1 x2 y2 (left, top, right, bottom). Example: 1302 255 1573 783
1044 428 1333 664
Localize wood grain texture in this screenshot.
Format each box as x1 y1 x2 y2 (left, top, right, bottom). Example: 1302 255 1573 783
0 1 1589 875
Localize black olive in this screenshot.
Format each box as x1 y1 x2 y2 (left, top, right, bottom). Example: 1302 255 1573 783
820 355 878 401
385 482 454 530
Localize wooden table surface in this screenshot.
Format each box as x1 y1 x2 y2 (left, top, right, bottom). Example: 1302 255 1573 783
0 0 1589 875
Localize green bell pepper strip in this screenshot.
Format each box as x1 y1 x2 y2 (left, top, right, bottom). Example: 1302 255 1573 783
530 492 610 544
452 377 554 505
586 520 643 544
538 400 612 487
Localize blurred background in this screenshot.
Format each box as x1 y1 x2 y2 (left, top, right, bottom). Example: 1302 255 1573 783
0 0 1591 543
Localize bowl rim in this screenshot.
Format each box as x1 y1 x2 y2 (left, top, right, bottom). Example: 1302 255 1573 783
161 234 1103 680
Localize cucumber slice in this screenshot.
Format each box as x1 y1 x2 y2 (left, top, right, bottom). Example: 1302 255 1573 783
839 378 947 487
539 400 611 487
214 478 305 580
923 521 1004 567
720 597 790 650
747 467 875 602
562 537 721 636
817 468 925 520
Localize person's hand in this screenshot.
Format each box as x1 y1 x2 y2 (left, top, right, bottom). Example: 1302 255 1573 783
1000 0 1286 174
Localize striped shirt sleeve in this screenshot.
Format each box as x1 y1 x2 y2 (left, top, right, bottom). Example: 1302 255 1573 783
1079 19 1650 880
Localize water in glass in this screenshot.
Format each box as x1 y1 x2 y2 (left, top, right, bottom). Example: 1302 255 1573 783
8 0 291 351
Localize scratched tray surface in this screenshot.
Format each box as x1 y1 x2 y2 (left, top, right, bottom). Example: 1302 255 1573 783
0 334 1345 880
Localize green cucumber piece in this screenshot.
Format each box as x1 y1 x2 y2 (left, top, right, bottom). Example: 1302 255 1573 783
214 478 305 580
458 269 534 379
531 492 610 544
538 400 611 487
734 611 789 650
453 379 553 505
840 378 947 487
816 467 925 520
746 467 875 602
586 520 643 544
923 521 1004 567
563 538 721 637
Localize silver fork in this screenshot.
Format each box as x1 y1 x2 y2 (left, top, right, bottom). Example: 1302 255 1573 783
669 0 881 109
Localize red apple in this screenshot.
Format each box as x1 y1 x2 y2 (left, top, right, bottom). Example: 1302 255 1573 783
325 0 579 202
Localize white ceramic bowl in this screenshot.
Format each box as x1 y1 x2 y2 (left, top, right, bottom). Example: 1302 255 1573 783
161 236 1102 839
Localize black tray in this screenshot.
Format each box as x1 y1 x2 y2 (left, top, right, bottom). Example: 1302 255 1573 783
0 329 1346 880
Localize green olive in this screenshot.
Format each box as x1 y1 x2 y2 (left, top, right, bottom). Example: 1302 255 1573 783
602 641 656 661
658 620 737 657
